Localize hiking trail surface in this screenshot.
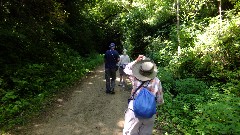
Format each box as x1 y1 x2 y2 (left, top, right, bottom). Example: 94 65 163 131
10 64 161 135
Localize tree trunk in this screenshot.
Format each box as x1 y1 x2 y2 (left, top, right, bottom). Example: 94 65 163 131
218 0 222 33
176 0 181 56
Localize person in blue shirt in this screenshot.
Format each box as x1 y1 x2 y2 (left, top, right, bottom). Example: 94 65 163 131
104 43 120 94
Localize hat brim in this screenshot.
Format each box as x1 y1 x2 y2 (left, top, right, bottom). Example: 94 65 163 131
132 60 158 81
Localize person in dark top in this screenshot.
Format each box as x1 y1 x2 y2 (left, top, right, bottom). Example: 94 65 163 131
104 43 120 94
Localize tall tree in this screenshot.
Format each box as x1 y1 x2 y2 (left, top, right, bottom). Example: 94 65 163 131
176 0 181 55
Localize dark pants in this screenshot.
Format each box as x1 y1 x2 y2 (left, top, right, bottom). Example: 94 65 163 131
105 68 117 92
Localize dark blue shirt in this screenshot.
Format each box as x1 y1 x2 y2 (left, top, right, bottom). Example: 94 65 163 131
104 49 119 69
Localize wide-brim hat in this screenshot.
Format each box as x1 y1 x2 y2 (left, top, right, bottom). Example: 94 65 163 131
132 60 158 81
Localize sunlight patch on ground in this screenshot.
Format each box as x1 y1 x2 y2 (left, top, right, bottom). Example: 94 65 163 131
90 74 99 79
98 70 104 73
57 99 63 102
34 124 42 127
117 118 125 127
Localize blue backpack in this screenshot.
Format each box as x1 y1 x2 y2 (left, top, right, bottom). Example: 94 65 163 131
132 82 156 118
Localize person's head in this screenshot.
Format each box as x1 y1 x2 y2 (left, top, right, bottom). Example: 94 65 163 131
132 60 158 81
123 49 127 55
109 43 115 49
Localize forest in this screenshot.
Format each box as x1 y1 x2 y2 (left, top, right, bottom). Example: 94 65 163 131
0 0 240 134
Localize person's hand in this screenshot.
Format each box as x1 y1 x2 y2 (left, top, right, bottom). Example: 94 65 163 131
136 55 144 62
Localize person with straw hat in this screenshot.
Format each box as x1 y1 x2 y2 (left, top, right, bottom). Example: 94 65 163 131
122 55 164 135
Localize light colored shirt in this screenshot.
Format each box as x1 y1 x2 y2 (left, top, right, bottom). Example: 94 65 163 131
123 60 135 76
118 54 130 66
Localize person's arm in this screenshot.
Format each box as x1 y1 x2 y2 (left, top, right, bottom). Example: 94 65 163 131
155 80 164 105
119 55 123 65
124 55 145 75
126 55 144 67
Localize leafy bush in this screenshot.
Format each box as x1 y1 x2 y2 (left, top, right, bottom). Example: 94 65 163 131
209 69 240 95
156 91 206 134
174 78 208 94
156 78 240 135
147 39 175 67
157 67 175 93
193 90 240 135
175 49 212 79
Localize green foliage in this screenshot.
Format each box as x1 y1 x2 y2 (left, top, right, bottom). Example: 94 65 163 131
157 78 240 134
157 67 175 92
154 4 240 134
180 0 219 21
175 78 208 94
147 39 175 67
194 12 240 72
156 91 206 134
117 0 175 57
193 91 240 134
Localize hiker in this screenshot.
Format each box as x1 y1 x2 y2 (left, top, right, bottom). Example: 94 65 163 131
118 49 130 88
122 55 164 135
104 43 120 94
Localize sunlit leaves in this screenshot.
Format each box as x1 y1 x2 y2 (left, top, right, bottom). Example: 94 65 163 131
193 94 240 134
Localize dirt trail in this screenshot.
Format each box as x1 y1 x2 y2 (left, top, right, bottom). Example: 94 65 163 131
12 64 131 135
10 64 162 135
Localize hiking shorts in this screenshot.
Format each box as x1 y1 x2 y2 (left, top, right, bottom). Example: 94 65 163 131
119 67 126 76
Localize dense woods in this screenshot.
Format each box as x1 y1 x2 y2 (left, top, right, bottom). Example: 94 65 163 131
1 0 240 134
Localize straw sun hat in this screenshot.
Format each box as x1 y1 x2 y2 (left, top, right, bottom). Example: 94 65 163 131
132 60 158 81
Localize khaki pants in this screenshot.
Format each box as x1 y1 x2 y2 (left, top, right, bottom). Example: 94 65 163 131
123 101 156 135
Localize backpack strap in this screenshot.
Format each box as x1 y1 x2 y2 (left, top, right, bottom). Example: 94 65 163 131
131 80 151 100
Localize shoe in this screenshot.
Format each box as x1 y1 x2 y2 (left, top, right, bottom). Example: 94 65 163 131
118 83 122 86
110 91 115 94
122 85 125 88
